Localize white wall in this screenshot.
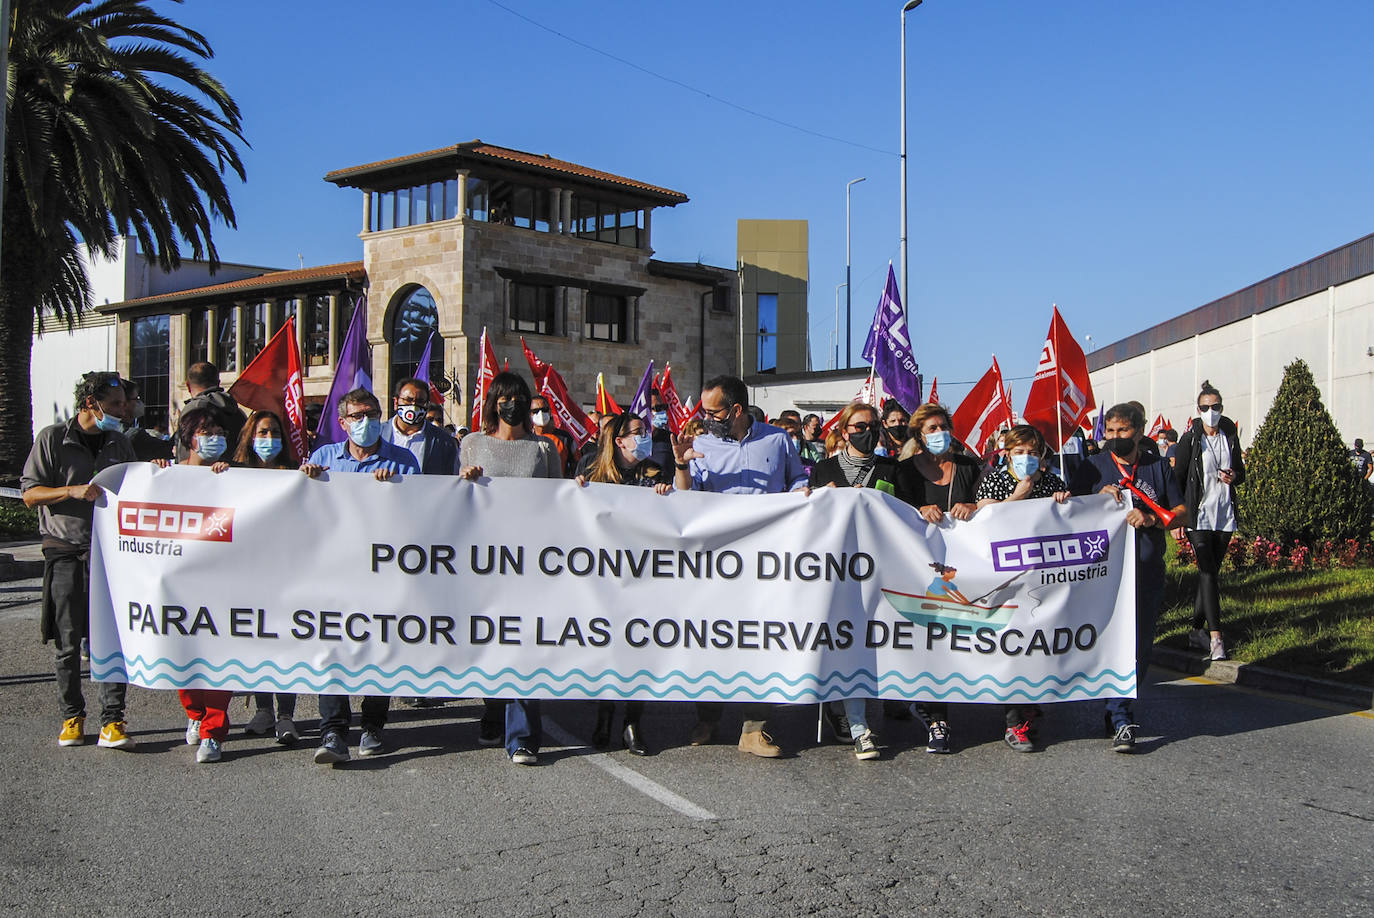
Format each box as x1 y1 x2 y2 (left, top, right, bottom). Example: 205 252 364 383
748 371 875 420
1089 274 1374 446
31 317 118 431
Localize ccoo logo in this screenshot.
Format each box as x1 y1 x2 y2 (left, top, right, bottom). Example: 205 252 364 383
117 501 234 542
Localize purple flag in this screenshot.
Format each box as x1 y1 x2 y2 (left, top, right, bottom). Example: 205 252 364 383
414 331 435 384
315 293 372 447
628 360 655 431
861 265 922 412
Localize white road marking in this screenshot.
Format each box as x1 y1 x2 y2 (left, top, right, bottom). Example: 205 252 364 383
543 719 718 821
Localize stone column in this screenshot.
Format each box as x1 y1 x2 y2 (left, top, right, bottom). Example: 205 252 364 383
549 187 563 234
233 302 245 376
362 191 372 234
456 170 469 218
327 293 341 368
641 208 652 251
562 189 575 236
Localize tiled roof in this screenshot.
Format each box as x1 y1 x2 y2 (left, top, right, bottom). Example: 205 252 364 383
325 140 688 205
99 261 366 313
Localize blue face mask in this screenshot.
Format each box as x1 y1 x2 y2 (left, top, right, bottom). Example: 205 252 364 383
349 416 382 448
924 430 952 455
631 434 653 461
652 411 668 429
253 437 283 462
1010 454 1039 479
195 434 228 460
93 406 123 433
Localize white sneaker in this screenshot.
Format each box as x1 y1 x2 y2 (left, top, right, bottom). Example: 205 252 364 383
196 737 222 763
1209 636 1227 661
245 707 275 736
1187 628 1210 651
185 718 201 745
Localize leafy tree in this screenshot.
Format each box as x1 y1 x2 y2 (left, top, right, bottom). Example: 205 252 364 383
1 0 246 477
1238 359 1372 544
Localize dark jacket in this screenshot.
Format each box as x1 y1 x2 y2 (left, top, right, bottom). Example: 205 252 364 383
809 454 903 498
382 420 459 475
1174 416 1245 529
176 387 248 461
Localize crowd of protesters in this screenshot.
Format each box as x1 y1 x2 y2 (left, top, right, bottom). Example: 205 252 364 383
28 361 1259 768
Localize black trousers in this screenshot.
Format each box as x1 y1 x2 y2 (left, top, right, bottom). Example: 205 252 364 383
1187 530 1233 632
45 550 126 725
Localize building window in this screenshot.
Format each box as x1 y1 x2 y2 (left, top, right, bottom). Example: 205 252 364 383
303 294 330 366
510 282 556 336
216 305 238 373
572 196 643 248
188 309 210 365
584 292 628 343
390 286 441 382
131 315 170 431
756 293 778 374
244 301 269 364
466 177 488 221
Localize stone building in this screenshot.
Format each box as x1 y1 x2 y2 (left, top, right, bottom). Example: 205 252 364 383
97 140 738 429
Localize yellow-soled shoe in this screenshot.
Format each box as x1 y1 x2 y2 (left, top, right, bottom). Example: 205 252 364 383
97 721 136 750
58 716 86 747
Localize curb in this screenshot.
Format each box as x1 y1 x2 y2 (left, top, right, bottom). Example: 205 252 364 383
1152 644 1373 710
0 553 44 582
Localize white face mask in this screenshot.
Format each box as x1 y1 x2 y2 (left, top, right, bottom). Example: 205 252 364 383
530 410 551 428
1199 407 1221 428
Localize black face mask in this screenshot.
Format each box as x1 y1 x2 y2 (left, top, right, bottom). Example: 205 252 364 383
849 429 879 455
497 398 530 427
704 409 734 440
1107 436 1135 458
885 424 910 443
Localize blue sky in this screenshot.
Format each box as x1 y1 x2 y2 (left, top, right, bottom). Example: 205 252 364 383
174 0 1374 406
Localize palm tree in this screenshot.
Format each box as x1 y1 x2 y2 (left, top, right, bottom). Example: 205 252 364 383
1 0 246 477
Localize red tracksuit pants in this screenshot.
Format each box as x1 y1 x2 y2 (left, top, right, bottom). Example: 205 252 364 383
178 689 232 741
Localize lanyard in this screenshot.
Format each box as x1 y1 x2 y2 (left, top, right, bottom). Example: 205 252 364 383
1109 451 1138 484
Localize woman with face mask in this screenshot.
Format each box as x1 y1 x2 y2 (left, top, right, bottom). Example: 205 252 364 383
1173 381 1245 661
227 410 302 745
168 408 233 761
973 425 1071 752
807 402 907 761
458 371 560 765
574 411 672 755
893 402 982 754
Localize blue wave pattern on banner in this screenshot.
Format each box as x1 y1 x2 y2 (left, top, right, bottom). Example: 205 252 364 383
91 653 1135 703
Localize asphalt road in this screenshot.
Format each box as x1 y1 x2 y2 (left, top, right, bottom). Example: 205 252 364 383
1 576 1370 918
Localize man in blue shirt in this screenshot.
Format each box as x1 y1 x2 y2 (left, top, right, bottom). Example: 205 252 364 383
671 375 808 758
1069 402 1185 753
301 387 419 764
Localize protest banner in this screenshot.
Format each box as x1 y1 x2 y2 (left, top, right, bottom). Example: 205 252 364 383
89 464 1138 705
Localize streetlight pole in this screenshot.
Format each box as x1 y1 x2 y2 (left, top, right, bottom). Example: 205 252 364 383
900 0 923 317
845 177 866 368
833 283 847 369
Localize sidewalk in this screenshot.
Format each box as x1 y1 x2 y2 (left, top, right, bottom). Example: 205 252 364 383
0 540 43 581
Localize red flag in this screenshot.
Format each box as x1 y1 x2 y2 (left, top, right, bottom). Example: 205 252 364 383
227 317 308 464
951 357 1014 455
1021 306 1096 450
521 338 595 446
595 373 622 415
819 369 881 440
470 327 498 430
927 377 939 404
1148 414 1169 437
658 364 689 435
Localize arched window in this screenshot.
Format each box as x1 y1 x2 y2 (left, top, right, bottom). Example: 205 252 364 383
390 286 441 383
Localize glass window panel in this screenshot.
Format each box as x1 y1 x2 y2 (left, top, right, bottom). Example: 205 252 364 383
445 179 459 219
512 186 533 229
217 305 238 373
395 187 410 228
584 293 626 343
379 191 395 231
305 294 330 366
466 177 488 221
534 190 551 232
131 315 171 432
188 309 209 365
389 286 441 382
413 184 427 225
510 282 555 336
429 182 445 222
756 293 778 373
573 197 597 237
243 302 269 364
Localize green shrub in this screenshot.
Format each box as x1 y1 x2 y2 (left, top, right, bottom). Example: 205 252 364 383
1238 359 1372 544
0 499 39 540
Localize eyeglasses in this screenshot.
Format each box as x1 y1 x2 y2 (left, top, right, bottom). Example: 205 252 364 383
847 422 876 433
343 409 382 422
703 404 733 420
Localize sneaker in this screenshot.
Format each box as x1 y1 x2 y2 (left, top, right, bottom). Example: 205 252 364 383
510 747 538 765
58 715 86 747
924 720 952 754
689 720 716 746
274 717 300 745
358 728 386 757
1004 721 1034 753
1209 636 1227 661
1187 628 1210 651
79 637 90 662
245 707 275 736
314 731 350 765
824 707 852 744
477 718 504 747
1111 722 1138 753
738 730 782 758
97 721 136 750
196 737 222 763
185 718 201 745
853 730 880 760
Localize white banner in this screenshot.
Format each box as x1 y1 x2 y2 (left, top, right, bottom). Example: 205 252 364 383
89 464 1137 704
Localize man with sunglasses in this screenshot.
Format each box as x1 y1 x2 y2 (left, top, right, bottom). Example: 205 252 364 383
23 372 139 750
301 387 419 764
670 375 808 757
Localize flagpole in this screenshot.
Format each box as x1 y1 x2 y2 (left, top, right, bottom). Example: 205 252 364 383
1052 304 1064 466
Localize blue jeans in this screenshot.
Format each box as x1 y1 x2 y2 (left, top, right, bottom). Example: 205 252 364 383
503 699 541 755
838 699 870 739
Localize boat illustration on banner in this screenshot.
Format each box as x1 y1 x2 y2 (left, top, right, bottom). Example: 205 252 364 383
881 563 1027 631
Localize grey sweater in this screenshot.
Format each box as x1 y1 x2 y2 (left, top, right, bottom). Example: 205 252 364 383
460 432 561 479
